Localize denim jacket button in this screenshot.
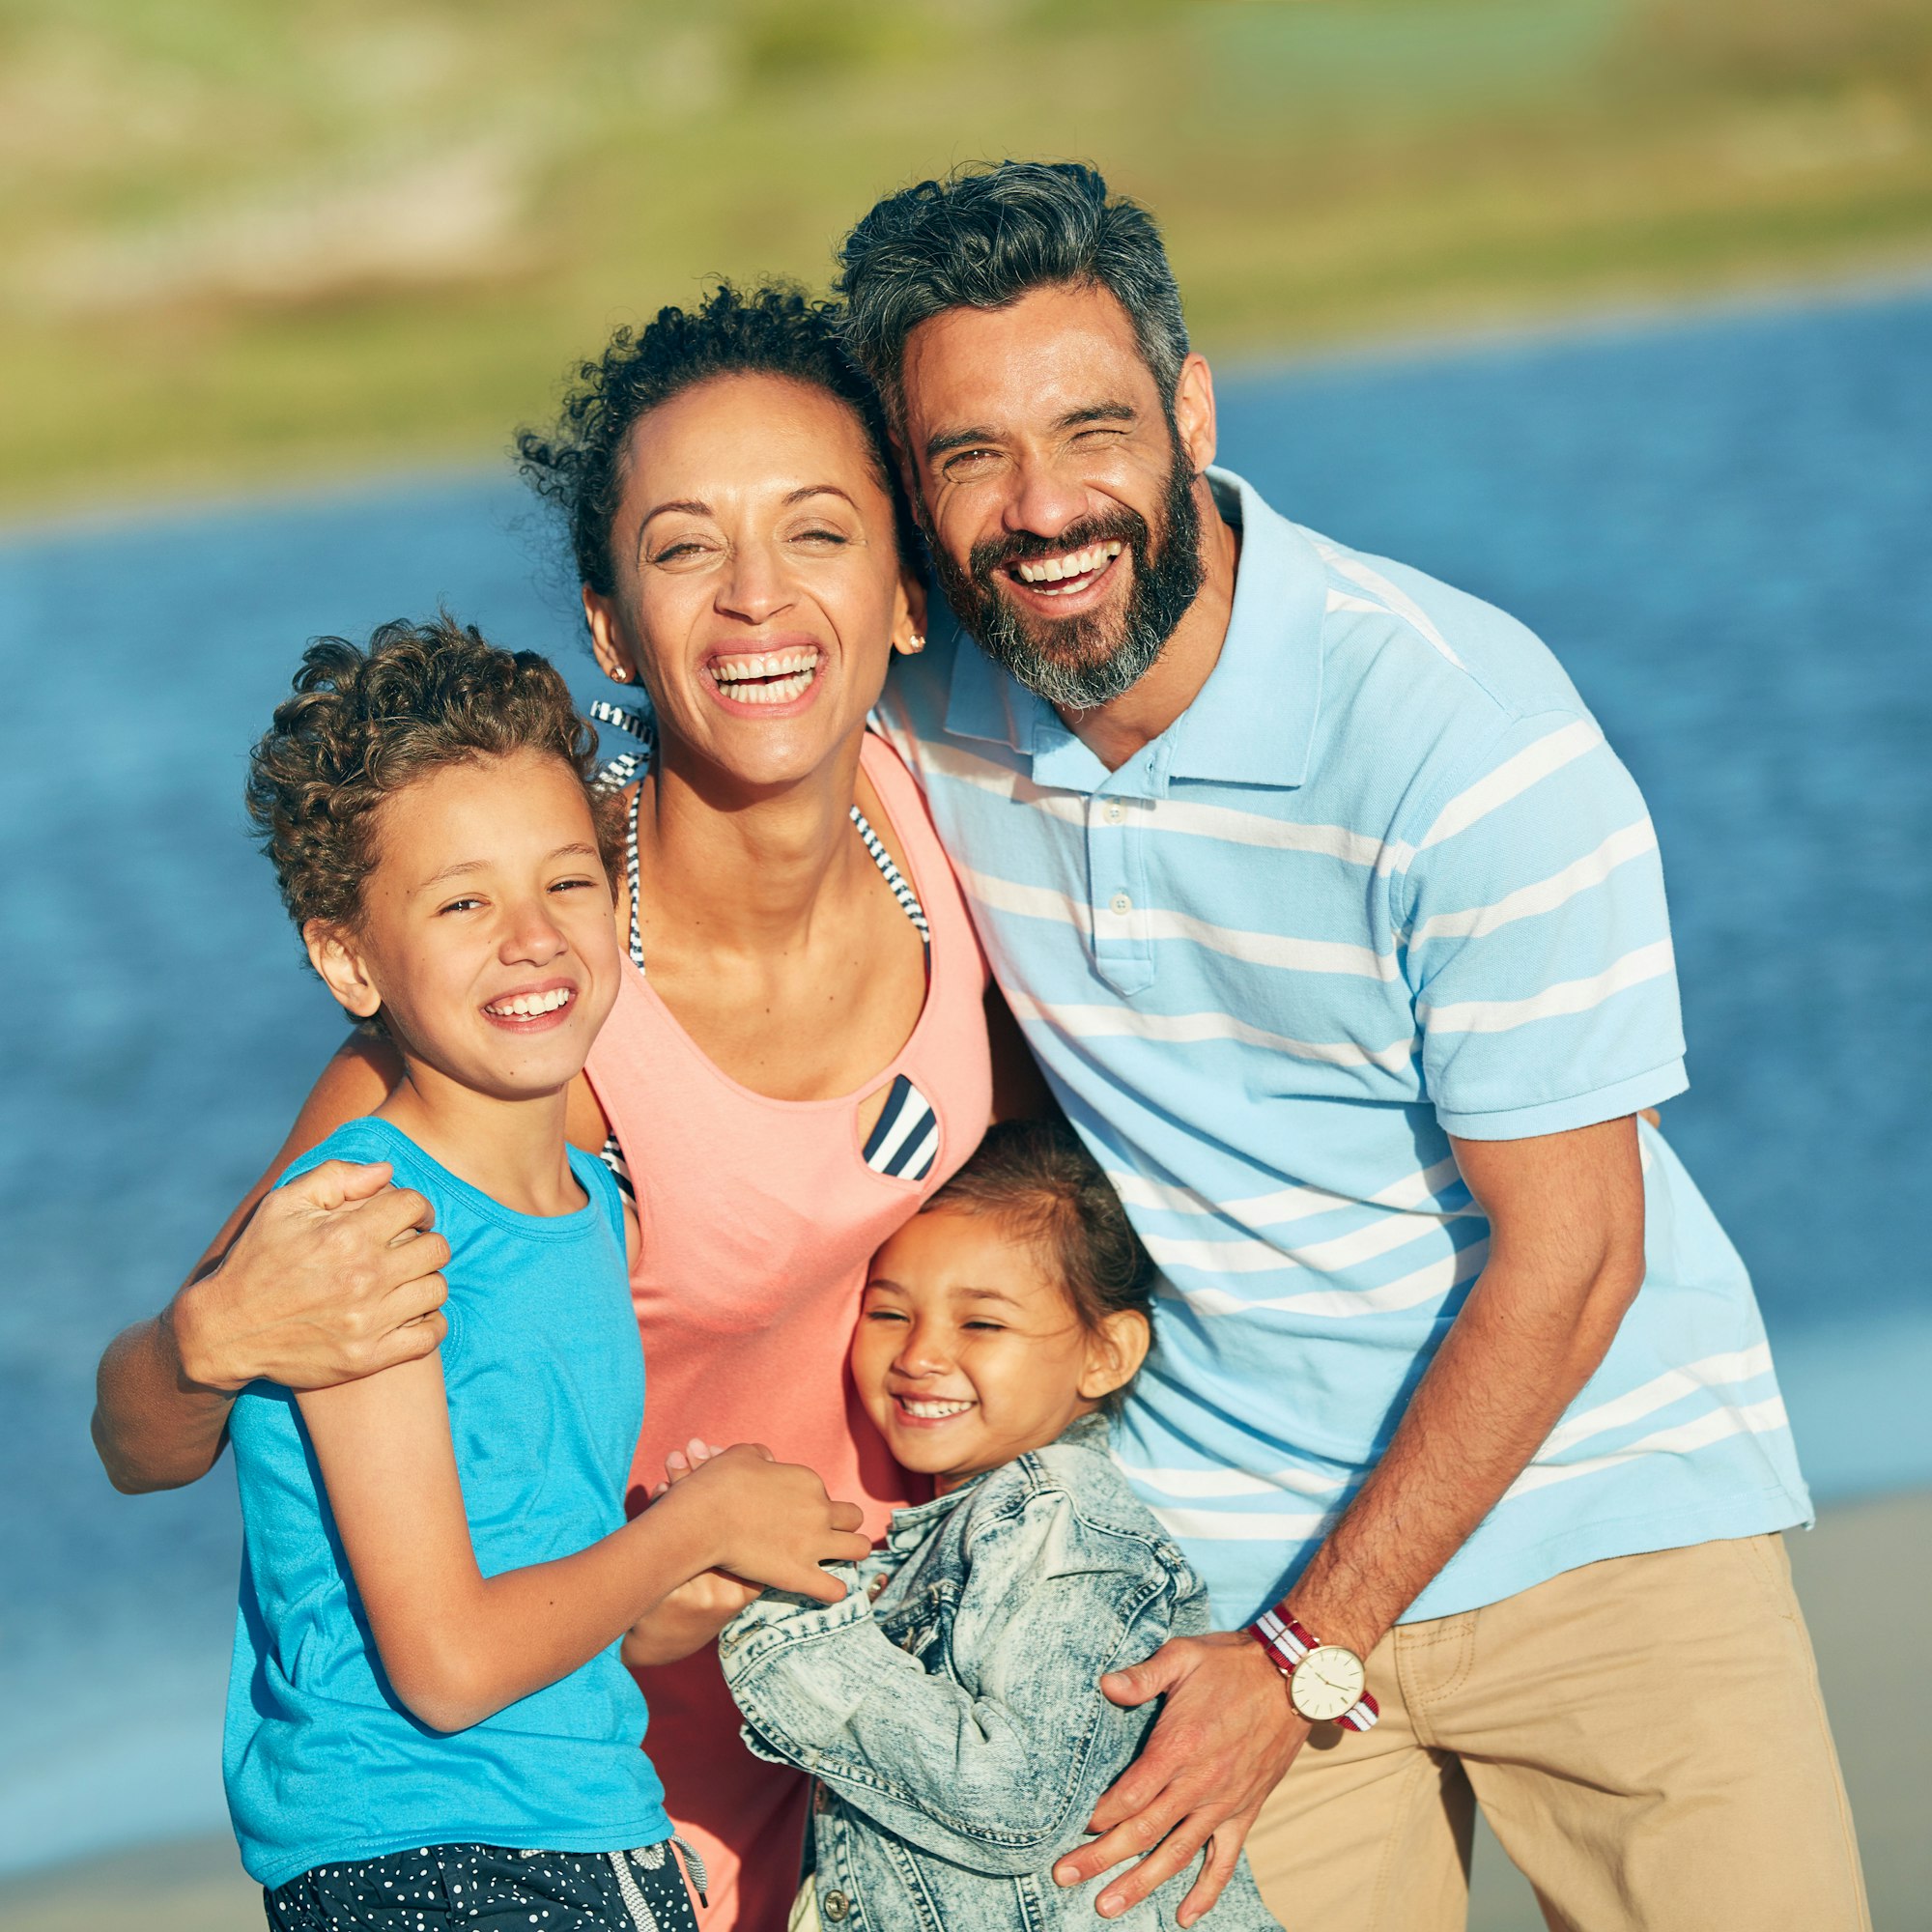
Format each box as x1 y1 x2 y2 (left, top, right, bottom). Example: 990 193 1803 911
821 1889 851 1920
867 1573 889 1600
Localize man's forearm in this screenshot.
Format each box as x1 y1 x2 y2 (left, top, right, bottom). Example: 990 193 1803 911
1283 1244 1642 1657
92 1294 238 1493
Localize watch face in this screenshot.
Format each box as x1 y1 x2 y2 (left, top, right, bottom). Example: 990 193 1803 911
1290 1644 1366 1723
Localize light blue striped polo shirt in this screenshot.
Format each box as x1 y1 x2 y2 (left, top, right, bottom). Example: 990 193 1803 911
875 467 1811 1626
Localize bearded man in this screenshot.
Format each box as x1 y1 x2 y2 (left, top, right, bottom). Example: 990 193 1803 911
843 160 1863 1932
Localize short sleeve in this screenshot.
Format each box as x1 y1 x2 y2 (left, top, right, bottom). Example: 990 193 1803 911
1397 710 1689 1140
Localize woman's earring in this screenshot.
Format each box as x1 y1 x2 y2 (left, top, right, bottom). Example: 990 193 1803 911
611 665 629 683
903 633 925 655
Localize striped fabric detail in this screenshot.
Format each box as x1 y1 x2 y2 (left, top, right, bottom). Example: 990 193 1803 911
851 806 931 944
597 1133 636 1202
862 1072 941 1181
870 467 1810 1629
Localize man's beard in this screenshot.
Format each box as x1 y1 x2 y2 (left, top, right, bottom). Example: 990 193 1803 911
929 438 1204 713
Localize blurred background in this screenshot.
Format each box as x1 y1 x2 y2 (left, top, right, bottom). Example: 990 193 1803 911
2 1 1928 1927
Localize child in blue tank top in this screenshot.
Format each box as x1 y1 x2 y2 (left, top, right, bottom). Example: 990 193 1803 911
225 617 869 1929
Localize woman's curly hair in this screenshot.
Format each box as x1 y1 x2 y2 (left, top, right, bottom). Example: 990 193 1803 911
513 280 917 598
246 613 617 934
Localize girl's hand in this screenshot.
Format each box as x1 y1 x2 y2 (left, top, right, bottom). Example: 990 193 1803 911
662 1441 870 1603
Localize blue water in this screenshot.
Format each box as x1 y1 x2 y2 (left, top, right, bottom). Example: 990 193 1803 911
2 281 1928 1876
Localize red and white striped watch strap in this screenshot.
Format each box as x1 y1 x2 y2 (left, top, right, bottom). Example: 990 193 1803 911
1250 1605 1380 1733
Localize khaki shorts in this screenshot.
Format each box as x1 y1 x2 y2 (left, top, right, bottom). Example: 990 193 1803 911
1245 1535 1868 1932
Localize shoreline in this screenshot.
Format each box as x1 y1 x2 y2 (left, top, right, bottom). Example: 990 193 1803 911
5 1488 1926 1932
6 262 1931 548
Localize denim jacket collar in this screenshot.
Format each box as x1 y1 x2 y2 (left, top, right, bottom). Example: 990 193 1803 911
884 1411 1115 1552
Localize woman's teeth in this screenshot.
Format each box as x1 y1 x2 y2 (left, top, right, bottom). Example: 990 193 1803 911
485 987 573 1018
1014 541 1122 593
899 1397 976 1419
711 647 821 704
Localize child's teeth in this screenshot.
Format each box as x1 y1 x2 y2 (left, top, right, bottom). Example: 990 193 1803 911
491 987 571 1017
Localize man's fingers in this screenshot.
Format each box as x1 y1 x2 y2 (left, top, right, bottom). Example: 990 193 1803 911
1094 1813 1218 1922
378 1249 449 1317
1177 1829 1242 1928
1054 1786 1193 1888
280 1158 394 1211
1099 1638 1189 1709
365 1310 446 1372
356 1185 436 1244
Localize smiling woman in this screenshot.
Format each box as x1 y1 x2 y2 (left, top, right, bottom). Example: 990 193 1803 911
90 286 1029 1932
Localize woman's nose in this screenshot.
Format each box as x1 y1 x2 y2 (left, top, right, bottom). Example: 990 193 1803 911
715 538 794 625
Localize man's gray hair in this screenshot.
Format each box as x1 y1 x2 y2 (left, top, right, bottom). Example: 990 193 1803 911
836 160 1189 426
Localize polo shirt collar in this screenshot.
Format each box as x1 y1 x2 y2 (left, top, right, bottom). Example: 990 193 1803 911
941 466 1327 791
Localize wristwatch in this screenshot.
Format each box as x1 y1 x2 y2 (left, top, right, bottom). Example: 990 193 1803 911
1249 1605 1379 1732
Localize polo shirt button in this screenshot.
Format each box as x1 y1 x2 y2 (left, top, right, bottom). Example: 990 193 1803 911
822 1890 851 1921
1109 892 1132 915
1103 799 1125 824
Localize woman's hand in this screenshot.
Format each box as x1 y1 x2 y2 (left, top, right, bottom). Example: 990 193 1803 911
656 1440 869 1604
622 1441 764 1665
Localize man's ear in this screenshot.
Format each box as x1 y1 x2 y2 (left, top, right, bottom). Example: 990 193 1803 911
1078 1308 1152 1404
1172 352 1218 479
304 919 384 1022
582 585 637 687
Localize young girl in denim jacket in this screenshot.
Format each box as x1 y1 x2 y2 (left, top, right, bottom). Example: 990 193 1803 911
652 1122 1283 1931
225 618 867 1929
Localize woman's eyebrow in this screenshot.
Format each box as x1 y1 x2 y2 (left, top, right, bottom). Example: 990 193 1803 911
639 498 710 531
782 484 858 508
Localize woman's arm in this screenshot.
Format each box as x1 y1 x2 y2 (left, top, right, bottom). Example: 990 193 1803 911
299 1366 869 1733
721 1491 1181 1874
91 1033 438 1492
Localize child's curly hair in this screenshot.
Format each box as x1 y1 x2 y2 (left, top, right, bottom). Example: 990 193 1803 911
246 613 618 934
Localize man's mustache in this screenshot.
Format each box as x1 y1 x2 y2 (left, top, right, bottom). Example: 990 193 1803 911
968 510 1150 586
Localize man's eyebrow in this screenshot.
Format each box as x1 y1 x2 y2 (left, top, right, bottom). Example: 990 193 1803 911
1057 402 1137 430
924 424 1001 462
923 403 1137 464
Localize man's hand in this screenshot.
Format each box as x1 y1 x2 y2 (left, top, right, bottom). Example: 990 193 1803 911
173 1159 451 1393
1053 1630 1307 1924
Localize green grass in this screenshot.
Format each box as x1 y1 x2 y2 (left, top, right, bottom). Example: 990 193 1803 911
3 0 1930 516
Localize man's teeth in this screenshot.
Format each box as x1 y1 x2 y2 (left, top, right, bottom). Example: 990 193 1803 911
486 987 573 1018
711 648 820 704
900 1397 976 1419
1015 541 1122 589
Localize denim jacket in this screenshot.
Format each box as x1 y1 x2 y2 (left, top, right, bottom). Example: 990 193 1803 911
719 1414 1282 1931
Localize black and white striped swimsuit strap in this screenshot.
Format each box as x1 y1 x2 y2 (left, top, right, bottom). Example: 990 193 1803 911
589 701 941 1192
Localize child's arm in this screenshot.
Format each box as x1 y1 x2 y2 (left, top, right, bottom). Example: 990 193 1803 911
298 1361 868 1733
621 1440 761 1668
720 1485 1183 1875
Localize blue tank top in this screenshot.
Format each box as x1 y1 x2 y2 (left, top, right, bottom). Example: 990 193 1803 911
222 1117 670 1889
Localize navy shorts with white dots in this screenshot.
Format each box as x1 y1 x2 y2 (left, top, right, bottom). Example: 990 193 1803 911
263 1840 702 1930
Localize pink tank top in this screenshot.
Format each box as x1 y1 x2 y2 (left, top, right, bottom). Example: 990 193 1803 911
585 731 993 1930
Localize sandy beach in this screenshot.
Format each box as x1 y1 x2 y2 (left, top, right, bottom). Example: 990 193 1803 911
2 1489 1923 1932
